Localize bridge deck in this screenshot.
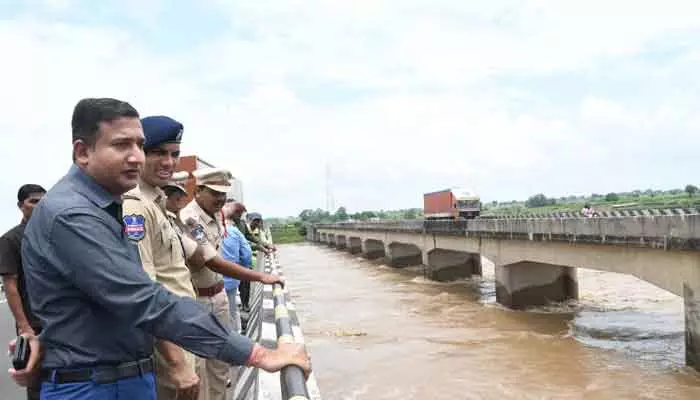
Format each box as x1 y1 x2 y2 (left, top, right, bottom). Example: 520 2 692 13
316 214 700 251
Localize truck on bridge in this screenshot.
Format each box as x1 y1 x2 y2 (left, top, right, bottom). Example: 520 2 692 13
423 187 481 219
175 154 243 202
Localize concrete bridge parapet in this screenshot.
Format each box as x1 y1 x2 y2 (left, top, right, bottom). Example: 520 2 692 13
466 216 700 250
316 214 700 251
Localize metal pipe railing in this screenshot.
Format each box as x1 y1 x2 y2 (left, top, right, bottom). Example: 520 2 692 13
263 254 311 400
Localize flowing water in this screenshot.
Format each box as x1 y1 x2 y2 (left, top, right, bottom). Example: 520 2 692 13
282 243 700 399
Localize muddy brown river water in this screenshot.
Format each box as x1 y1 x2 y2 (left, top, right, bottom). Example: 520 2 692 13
282 243 700 400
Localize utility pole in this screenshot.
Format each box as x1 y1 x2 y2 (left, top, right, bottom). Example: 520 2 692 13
325 163 335 212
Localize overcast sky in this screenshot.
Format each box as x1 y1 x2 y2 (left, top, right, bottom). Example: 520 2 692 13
0 0 699 228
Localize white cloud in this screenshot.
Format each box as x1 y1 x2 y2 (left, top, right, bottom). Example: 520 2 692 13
0 1 699 228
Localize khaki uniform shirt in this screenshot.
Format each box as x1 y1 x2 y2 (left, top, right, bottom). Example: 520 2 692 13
180 200 225 289
123 181 197 299
166 210 196 258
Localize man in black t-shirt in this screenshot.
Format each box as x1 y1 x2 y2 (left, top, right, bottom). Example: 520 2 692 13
0 184 45 400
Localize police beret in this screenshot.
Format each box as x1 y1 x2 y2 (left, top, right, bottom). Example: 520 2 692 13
141 116 183 151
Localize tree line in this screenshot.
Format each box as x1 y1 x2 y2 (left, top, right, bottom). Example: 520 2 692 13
296 207 422 224
522 184 699 208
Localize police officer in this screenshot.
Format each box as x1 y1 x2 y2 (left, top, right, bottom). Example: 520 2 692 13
122 116 212 400
248 212 274 250
11 98 310 398
163 171 190 215
180 168 285 400
229 203 273 313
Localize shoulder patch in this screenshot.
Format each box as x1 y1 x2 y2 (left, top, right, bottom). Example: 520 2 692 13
190 224 206 242
123 214 146 241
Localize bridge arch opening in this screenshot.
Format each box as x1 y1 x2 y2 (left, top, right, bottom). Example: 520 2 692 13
571 267 685 362
327 234 336 247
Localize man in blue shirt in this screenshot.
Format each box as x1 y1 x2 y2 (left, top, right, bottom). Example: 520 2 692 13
221 201 255 334
220 201 255 389
9 98 310 399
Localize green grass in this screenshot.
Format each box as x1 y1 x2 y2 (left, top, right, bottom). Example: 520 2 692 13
270 226 306 244
483 193 700 216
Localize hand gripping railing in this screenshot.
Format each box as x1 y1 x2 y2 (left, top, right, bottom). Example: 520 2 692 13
264 254 312 400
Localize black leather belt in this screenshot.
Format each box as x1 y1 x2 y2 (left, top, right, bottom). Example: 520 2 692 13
196 281 225 297
41 357 154 384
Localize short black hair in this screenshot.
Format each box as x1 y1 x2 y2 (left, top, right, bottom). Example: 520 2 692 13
71 98 140 147
18 184 46 203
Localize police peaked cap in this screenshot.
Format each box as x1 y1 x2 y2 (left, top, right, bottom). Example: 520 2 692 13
163 171 190 195
141 116 184 151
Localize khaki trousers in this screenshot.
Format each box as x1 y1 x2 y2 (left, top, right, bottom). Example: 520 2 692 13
196 290 233 400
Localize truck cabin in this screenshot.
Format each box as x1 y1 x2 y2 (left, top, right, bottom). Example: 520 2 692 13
455 198 481 219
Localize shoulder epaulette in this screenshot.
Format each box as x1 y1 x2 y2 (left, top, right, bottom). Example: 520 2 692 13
122 193 142 201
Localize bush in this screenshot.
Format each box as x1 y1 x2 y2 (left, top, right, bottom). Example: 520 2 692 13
526 194 555 208
605 192 620 202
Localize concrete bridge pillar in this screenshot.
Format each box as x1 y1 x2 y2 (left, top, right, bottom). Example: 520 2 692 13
362 239 385 259
347 237 362 254
685 284 700 370
385 242 422 267
336 235 347 250
426 249 481 281
495 262 578 309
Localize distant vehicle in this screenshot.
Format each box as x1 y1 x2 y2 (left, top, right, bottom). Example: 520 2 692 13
424 188 481 219
176 154 242 203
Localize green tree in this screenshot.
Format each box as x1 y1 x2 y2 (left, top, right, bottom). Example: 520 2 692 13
335 206 349 221
526 194 554 208
298 209 313 221
298 224 308 237
605 192 619 202
298 208 332 223
403 208 419 219
685 184 699 197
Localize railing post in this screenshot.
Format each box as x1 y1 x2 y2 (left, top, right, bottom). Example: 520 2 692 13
264 254 312 400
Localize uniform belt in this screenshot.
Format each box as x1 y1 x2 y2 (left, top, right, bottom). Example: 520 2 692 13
196 281 224 297
40 357 154 384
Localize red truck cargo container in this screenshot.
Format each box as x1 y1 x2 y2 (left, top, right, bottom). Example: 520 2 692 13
175 155 217 204
423 188 480 219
